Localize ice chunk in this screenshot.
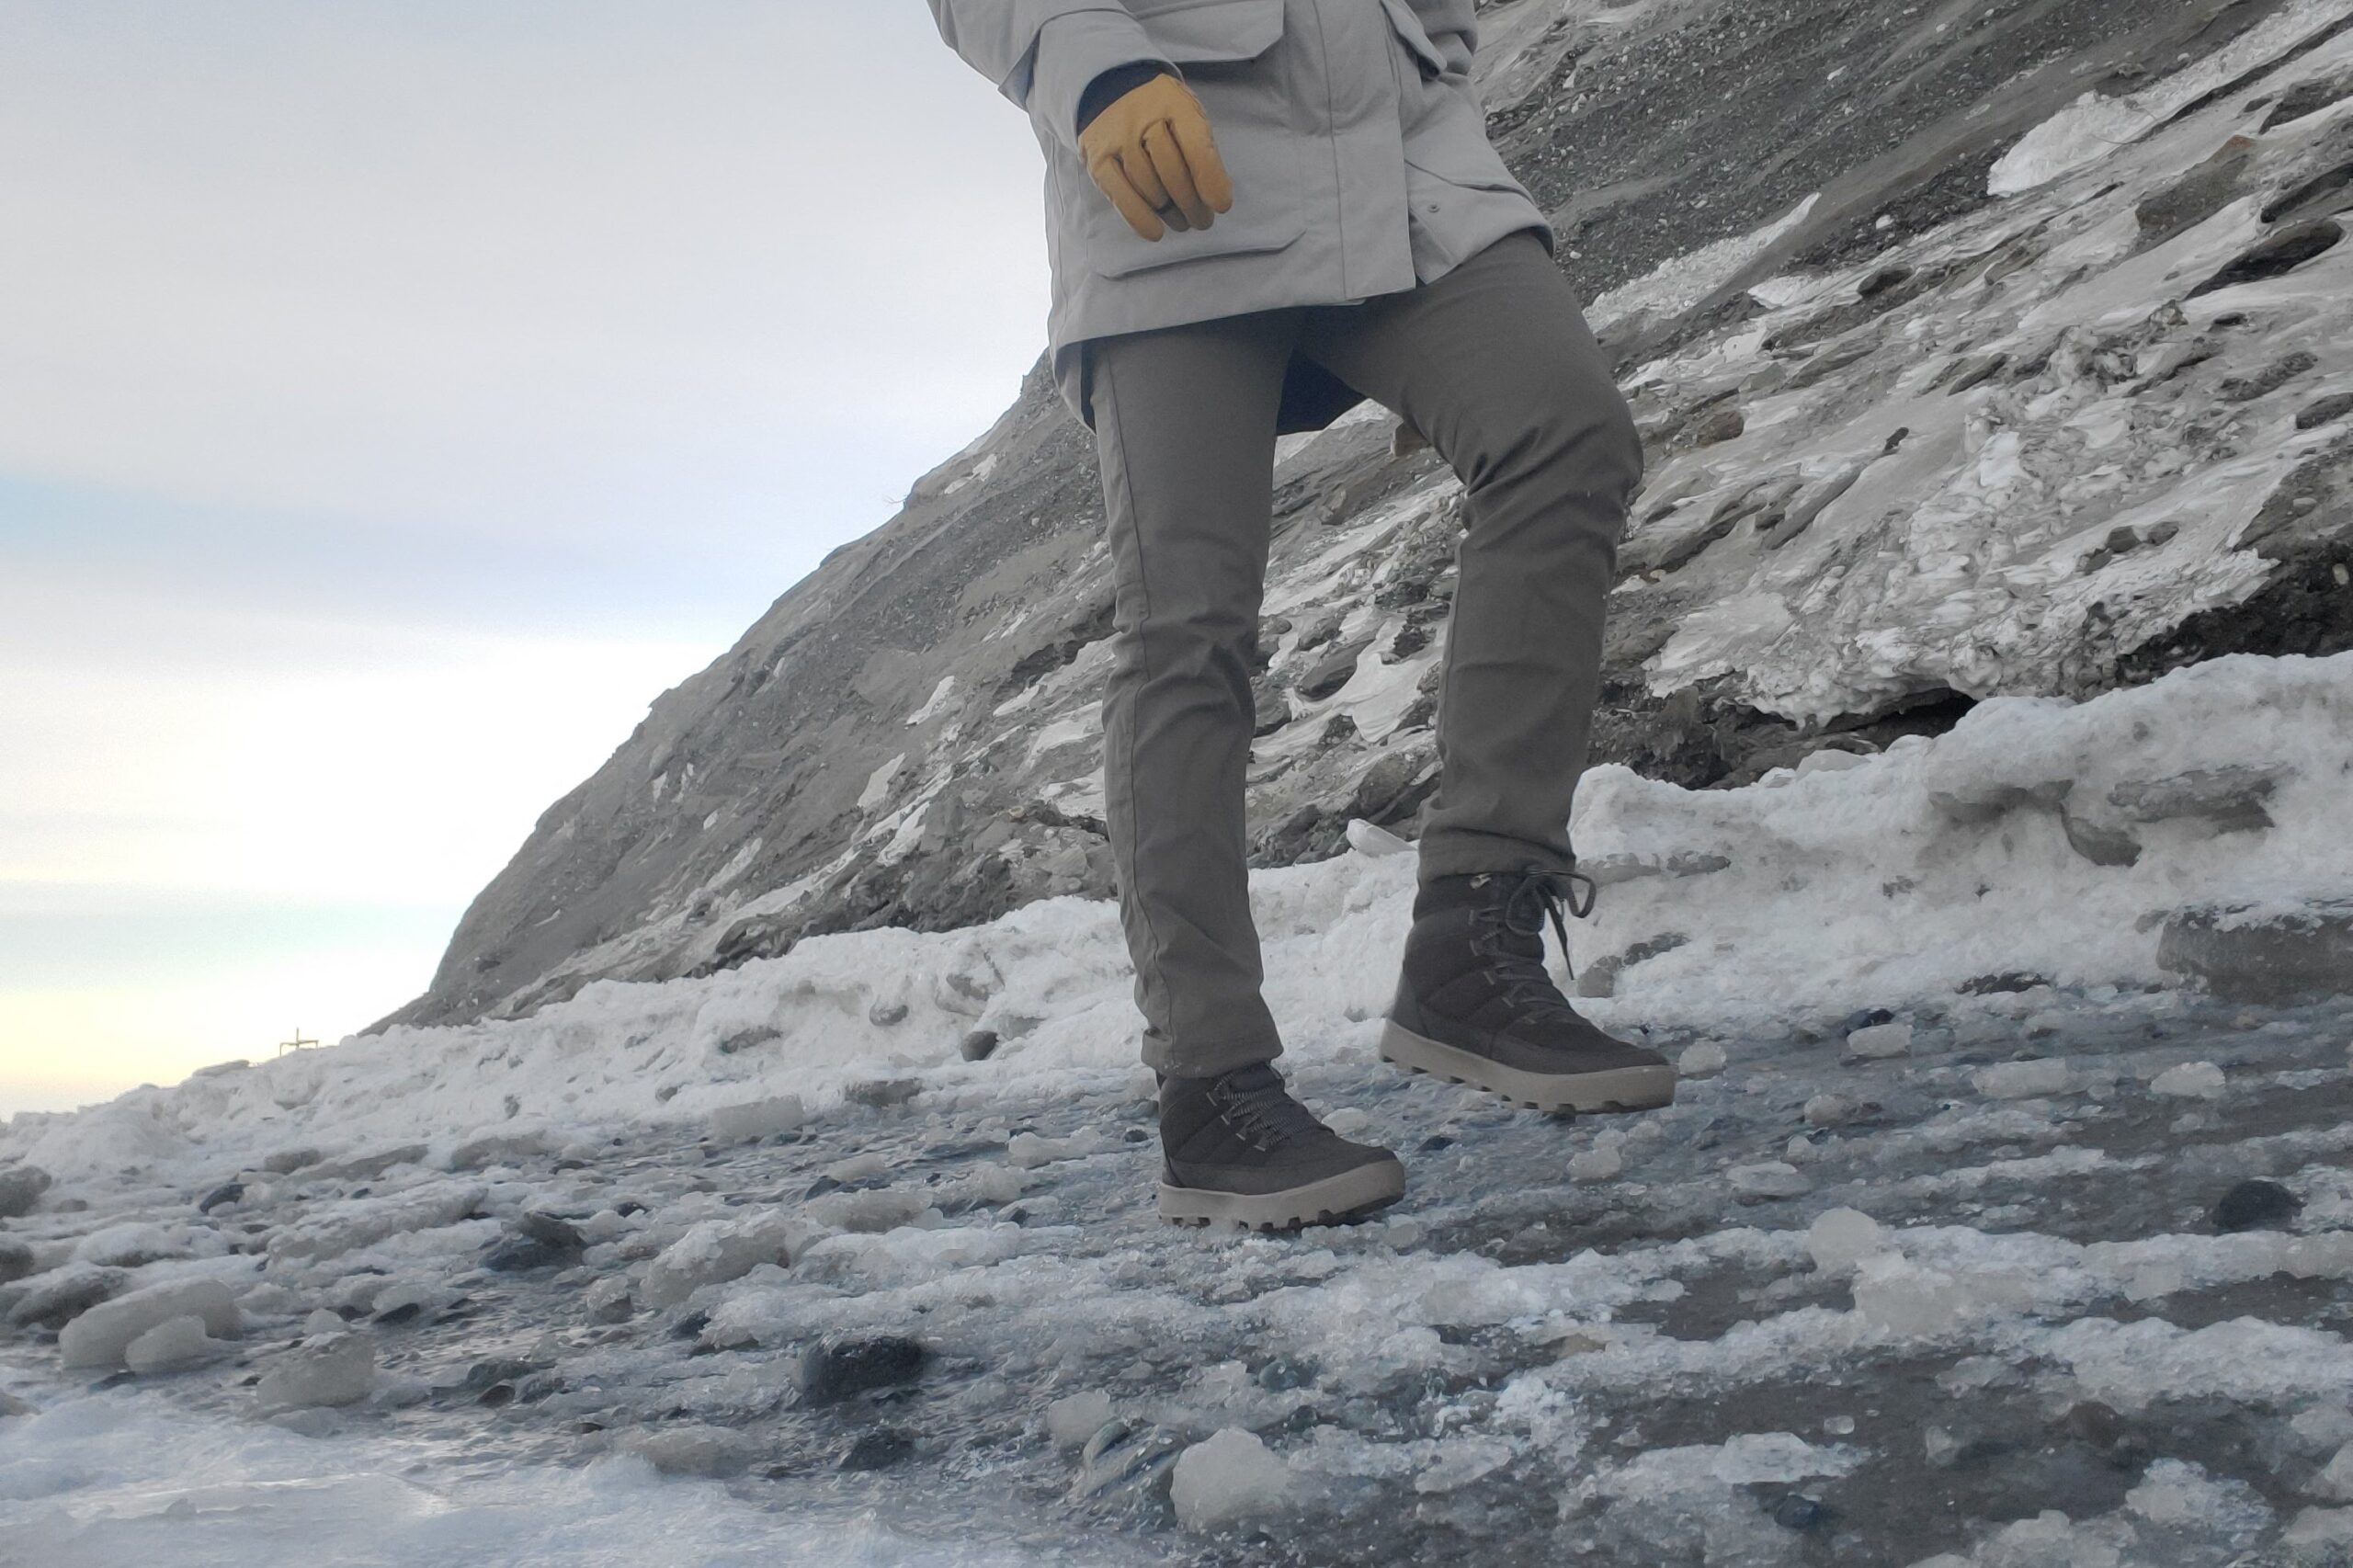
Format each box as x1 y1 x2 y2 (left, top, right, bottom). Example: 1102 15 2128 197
1569 1145 1623 1183
2314 1443 2353 1503
1728 1162 1812 1200
1008 1131 1100 1169
253 1331 375 1413
709 1095 805 1143
1046 1390 1116 1449
123 1313 222 1374
303 1308 347 1335
59 1278 238 1369
823 1153 888 1184
1414 1436 1512 1494
2149 1061 2225 1099
1844 1021 1912 1059
641 1212 807 1306
1169 1428 1290 1531
1807 1208 1885 1273
1973 1060 2073 1099
619 1423 760 1477
1678 1043 1728 1078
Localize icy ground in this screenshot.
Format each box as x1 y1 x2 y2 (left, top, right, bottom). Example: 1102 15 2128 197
4 653 2352 1566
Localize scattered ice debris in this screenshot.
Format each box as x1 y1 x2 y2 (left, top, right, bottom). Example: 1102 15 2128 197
1972 1059 2074 1100
2150 1061 2226 1099
1677 1042 1727 1079
1345 818 1414 858
253 1331 375 1414
1843 1021 1913 1060
122 1313 225 1374
1170 1427 1291 1531
1568 1144 1623 1184
1007 1131 1100 1169
1046 1390 1116 1449
618 1423 760 1477
58 1279 238 1370
641 1212 807 1307
1807 1208 1886 1274
709 1094 805 1142
1727 1162 1813 1201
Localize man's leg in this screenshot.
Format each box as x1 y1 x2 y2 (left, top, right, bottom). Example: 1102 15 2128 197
1089 310 1298 1078
1295 227 1674 1115
1089 312 1407 1228
1296 228 1642 883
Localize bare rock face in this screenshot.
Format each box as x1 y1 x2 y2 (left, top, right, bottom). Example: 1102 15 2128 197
381 0 2352 1033
2157 902 2353 1005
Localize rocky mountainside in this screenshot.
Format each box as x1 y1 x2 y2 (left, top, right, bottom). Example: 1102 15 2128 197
379 0 2353 1032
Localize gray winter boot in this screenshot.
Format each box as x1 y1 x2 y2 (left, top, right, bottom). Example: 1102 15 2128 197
1156 1063 1405 1229
1381 866 1677 1114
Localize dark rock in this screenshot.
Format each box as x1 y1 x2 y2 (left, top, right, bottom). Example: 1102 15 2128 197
262 1147 324 1175
799 1335 926 1405
1251 681 1290 737
668 1310 711 1341
2216 350 2318 404
6 1266 123 1330
868 1000 910 1027
0 1238 33 1285
2259 74 2353 131
520 1211 585 1251
1959 971 2051 995
714 1027 781 1056
2188 221 2343 298
959 1028 1000 1062
1298 639 1371 700
198 1180 245 1214
1857 264 1913 297
1768 1492 1834 1530
2133 136 2253 247
478 1381 517 1409
1690 407 1745 447
2157 902 2353 1004
463 1357 538 1392
373 1301 424 1325
1574 931 1692 999
2298 392 2353 431
844 1078 922 1109
2107 766 2279 829
0 1165 53 1220
2059 807 2142 868
2211 1179 2302 1233
2261 154 2353 225
838 1427 915 1471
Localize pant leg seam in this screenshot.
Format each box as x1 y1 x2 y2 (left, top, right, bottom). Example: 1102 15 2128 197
1100 350 1178 1057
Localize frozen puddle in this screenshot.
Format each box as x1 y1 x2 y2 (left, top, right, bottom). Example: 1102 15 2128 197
1 1393 1112 1568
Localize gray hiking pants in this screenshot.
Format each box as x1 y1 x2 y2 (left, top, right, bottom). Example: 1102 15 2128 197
1087 228 1643 1079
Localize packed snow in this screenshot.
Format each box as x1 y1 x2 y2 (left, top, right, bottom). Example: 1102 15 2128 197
4 650 2351 1563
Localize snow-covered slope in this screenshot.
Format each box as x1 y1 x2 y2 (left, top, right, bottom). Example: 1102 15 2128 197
6 655 2353 1564
378 0 2353 1033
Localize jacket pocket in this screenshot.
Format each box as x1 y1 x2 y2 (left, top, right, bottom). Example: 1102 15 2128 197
1078 0 1303 278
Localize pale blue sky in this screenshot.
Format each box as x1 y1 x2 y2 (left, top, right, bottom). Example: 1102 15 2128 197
0 3 1056 1111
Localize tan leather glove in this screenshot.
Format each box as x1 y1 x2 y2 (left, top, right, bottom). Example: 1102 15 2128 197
1076 72 1234 242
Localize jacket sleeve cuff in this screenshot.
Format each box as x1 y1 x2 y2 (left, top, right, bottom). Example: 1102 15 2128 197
1030 10 1176 154
1077 60 1176 138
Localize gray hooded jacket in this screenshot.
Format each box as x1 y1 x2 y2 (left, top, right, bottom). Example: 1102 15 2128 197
925 0 1556 435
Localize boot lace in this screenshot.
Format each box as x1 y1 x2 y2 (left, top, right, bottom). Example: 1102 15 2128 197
1208 1064 1329 1153
1474 863 1598 1019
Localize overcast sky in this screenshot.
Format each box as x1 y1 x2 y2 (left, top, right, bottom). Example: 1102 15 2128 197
0 3 1056 1113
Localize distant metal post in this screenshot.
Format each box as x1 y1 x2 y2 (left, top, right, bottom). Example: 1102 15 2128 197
278 1028 318 1057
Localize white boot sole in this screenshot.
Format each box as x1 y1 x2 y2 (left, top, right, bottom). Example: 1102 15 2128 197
1158 1159 1405 1230
1380 1020 1677 1115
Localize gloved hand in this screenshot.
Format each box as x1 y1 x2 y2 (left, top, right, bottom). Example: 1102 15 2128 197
1076 72 1234 242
